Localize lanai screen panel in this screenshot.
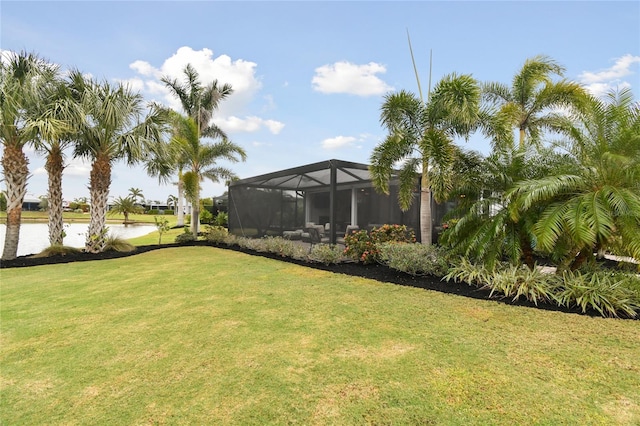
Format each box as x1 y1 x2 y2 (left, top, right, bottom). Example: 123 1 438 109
228 159 421 240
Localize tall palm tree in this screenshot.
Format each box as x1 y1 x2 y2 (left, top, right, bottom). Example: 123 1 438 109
128 187 145 204
482 55 586 149
170 113 246 237
370 73 481 245
69 71 167 253
32 76 79 246
166 194 178 209
159 64 233 229
0 51 63 260
511 88 640 271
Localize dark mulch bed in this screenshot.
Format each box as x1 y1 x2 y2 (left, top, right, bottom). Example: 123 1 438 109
0 241 626 319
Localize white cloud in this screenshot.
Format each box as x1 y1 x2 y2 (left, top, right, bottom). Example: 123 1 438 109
128 46 263 120
129 60 160 78
116 77 145 92
312 61 393 96
64 158 92 178
321 135 358 149
578 54 640 97
218 116 285 135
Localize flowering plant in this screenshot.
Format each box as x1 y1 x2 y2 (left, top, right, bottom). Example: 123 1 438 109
343 224 415 264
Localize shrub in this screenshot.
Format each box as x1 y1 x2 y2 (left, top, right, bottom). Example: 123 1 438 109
147 209 159 215
556 271 640 318
445 259 559 306
236 237 265 252
164 209 174 216
154 216 171 244
32 244 82 258
214 212 229 227
262 236 297 257
343 229 376 263
344 224 415 264
488 266 560 305
223 234 240 246
200 209 213 224
104 235 135 253
175 228 197 243
378 242 449 276
309 244 344 265
205 225 228 244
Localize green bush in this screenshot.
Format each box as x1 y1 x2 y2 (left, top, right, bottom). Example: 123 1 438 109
445 259 640 317
147 209 159 215
309 244 344 265
223 234 240 246
445 259 559 306
164 210 174 216
32 245 82 258
205 225 228 244
378 242 449 276
175 229 197 243
556 271 640 318
214 212 229 227
236 237 264 252
344 224 415 264
488 266 560 305
104 236 136 253
262 236 297 257
200 209 213 224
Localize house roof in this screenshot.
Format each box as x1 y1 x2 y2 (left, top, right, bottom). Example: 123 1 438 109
230 159 397 191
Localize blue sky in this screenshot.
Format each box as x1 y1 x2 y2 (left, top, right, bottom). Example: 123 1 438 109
2 1 639 204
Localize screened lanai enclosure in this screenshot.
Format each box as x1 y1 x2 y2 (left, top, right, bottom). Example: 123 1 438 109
228 159 453 244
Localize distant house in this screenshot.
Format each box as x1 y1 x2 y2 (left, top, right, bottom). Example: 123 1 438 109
22 198 41 211
228 159 454 244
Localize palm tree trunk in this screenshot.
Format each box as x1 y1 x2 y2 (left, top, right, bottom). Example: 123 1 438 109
46 147 65 246
420 168 432 245
519 230 535 269
177 176 185 227
1 145 29 260
191 190 200 238
86 152 111 253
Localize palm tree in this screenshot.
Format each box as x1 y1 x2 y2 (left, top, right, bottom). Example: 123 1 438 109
127 187 145 207
441 145 570 268
108 195 143 224
166 194 178 211
158 64 233 229
0 51 63 260
170 113 246 237
482 55 586 149
370 73 481 245
161 63 233 138
511 88 640 271
69 71 167 253
32 76 80 246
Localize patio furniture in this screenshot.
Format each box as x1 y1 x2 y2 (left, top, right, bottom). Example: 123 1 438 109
282 230 303 240
307 226 329 250
337 225 359 244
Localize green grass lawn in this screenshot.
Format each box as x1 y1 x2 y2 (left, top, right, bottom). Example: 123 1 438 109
2 247 639 425
0 210 178 226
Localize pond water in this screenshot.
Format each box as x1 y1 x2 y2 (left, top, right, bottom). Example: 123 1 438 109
0 223 156 257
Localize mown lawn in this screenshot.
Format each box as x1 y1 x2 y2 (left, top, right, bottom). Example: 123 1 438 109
1 247 639 425
0 210 177 226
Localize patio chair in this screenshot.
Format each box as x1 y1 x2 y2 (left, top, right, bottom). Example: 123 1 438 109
307 226 329 250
